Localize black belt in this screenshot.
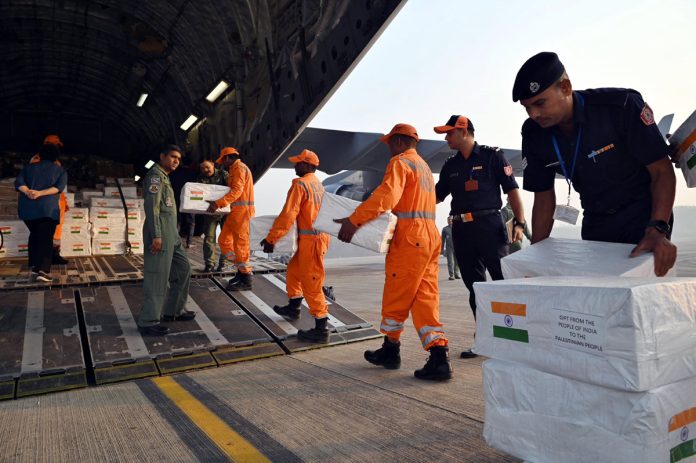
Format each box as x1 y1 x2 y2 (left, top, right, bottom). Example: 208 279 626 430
450 209 499 223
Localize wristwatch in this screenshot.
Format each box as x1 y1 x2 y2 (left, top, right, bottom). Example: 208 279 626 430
513 218 526 229
646 219 670 235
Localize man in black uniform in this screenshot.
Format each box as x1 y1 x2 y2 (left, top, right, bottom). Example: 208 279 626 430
434 115 526 358
512 52 677 276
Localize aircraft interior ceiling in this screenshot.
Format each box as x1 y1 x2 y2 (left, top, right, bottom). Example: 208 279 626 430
0 0 402 178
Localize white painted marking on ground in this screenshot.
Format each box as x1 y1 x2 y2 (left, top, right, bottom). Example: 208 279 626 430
106 286 148 357
186 295 229 346
21 291 45 373
261 274 345 328
239 290 298 335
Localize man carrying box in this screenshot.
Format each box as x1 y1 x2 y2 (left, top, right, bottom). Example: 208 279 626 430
335 123 453 381
198 160 228 273
512 51 677 276
207 147 255 290
260 149 332 343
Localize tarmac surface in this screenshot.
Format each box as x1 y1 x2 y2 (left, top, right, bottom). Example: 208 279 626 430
0 256 518 462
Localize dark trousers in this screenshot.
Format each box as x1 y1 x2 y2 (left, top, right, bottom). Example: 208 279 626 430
24 218 58 273
452 213 508 318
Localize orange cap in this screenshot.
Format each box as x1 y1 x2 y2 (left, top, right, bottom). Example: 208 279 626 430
43 134 63 148
433 115 471 134
379 123 419 144
288 149 320 166
215 146 239 164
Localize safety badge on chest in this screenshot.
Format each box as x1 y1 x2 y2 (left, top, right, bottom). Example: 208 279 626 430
165 196 173 207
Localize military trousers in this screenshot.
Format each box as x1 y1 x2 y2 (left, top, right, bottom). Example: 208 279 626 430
452 212 508 318
138 239 192 327
203 215 225 267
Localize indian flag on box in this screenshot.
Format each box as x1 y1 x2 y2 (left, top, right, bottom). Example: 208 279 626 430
97 242 112 251
669 407 696 462
190 190 204 201
71 243 85 251
18 244 28 254
491 301 528 343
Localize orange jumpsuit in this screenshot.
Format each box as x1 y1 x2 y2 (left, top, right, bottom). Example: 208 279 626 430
216 158 255 274
266 173 331 319
30 155 68 241
349 148 448 351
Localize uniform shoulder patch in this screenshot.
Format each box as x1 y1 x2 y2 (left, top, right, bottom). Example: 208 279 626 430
504 165 513 177
640 103 655 126
150 176 161 185
148 184 160 194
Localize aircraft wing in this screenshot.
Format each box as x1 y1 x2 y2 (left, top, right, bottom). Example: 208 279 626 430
275 127 524 175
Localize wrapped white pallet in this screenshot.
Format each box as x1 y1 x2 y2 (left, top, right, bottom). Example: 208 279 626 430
0 241 28 258
473 276 696 391
313 192 396 253
90 196 144 210
62 222 91 239
92 222 143 241
103 186 138 198
249 215 298 253
60 237 92 257
0 220 30 239
179 182 231 215
90 207 139 223
92 240 128 255
501 237 675 278
483 359 696 463
63 208 89 223
129 240 144 255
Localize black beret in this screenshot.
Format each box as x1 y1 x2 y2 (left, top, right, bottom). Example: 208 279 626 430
512 52 565 102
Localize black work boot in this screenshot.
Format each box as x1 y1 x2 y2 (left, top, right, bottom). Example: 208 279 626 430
297 316 330 343
414 346 453 381
226 272 252 291
273 297 303 320
364 336 401 370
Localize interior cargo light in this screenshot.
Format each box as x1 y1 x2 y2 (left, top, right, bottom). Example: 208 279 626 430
134 175 141 182
205 80 229 103
180 115 198 131
144 160 155 169
136 93 148 107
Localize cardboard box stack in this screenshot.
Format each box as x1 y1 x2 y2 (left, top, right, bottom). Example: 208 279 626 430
90 206 143 255
474 240 696 463
0 220 29 259
60 206 91 257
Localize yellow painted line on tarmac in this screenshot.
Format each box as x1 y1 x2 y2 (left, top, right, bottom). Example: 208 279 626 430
153 376 271 462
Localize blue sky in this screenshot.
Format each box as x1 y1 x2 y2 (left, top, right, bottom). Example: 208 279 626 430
256 0 696 227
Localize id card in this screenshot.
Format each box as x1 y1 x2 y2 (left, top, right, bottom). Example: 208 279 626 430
554 204 579 225
464 179 479 191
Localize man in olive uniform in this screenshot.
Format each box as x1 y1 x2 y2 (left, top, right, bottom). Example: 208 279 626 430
198 160 228 272
138 145 195 336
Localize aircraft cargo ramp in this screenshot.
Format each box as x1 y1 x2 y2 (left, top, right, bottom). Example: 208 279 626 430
0 243 380 400
0 257 516 462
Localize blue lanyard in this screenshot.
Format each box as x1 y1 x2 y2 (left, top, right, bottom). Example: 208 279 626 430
551 127 583 198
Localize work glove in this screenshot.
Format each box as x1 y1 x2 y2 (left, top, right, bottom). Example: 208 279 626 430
260 239 274 253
